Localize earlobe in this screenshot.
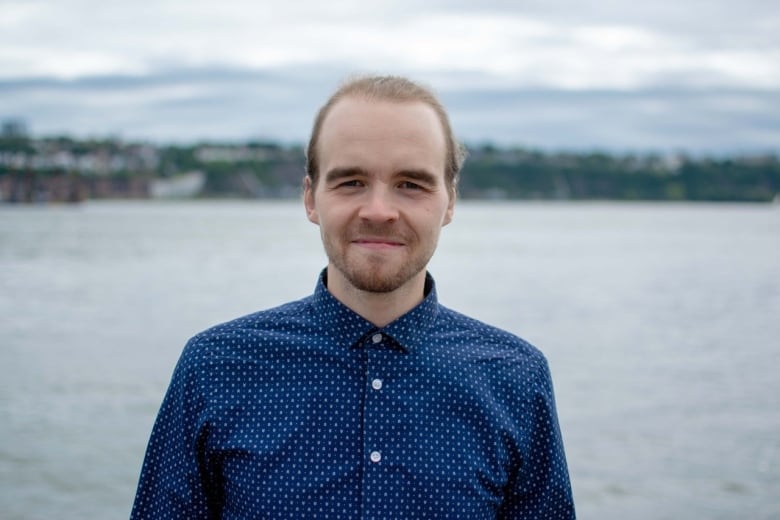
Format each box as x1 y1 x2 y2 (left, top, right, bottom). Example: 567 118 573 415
443 207 454 226
442 191 456 226
303 177 319 224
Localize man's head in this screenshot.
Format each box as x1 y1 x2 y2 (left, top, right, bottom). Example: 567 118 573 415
303 75 462 299
306 75 465 195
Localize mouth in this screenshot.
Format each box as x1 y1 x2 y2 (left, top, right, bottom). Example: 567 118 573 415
352 237 405 250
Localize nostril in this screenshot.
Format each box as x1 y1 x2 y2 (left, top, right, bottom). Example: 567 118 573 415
359 197 399 221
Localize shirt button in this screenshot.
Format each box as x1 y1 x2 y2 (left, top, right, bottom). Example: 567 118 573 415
371 333 382 344
371 378 383 391
370 451 382 463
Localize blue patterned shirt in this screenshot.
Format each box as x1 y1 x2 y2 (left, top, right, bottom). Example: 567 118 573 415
131 271 575 519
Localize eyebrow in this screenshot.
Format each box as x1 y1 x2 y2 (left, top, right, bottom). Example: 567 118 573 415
324 167 440 187
323 167 366 184
396 169 439 187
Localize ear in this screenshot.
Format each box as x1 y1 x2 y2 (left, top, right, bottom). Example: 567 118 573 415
442 187 456 226
303 176 319 224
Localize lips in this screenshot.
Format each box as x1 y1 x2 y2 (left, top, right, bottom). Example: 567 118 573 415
352 237 405 249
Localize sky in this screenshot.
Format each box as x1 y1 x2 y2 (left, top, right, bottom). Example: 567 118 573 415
1 0 779 154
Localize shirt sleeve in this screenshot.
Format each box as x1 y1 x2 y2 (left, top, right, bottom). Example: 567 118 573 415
498 356 576 519
130 341 220 519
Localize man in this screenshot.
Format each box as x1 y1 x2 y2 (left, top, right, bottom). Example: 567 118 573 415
131 75 575 519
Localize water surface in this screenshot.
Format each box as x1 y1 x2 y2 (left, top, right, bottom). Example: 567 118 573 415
1 200 778 519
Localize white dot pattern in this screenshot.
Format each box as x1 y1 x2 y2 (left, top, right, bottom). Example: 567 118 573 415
130 270 575 519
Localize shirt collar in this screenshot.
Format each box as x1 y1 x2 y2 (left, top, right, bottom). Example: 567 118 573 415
310 268 440 353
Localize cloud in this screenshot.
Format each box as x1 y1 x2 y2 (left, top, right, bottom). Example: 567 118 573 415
1 1 777 152
1 0 777 89
1 67 778 154
443 86 780 153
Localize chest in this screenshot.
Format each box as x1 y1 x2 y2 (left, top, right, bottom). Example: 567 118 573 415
202 349 519 519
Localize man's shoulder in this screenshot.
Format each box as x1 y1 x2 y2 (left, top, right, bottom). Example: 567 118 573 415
181 295 315 359
209 296 314 333
435 304 548 366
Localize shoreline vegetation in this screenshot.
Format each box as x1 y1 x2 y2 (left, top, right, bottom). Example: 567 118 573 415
1 133 778 203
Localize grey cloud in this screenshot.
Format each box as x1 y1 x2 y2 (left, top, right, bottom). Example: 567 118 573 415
442 87 780 154
1 67 778 154
419 0 780 50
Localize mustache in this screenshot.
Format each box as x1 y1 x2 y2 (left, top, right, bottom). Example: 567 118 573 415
350 222 411 242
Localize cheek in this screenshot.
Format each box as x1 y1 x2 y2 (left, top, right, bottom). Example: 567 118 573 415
316 207 350 235
432 198 454 226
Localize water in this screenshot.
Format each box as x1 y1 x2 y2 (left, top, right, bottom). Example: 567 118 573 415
1 200 778 519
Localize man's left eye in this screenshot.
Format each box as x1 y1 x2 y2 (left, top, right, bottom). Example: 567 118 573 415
399 181 422 190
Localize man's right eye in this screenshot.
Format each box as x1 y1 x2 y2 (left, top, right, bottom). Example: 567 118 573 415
338 180 363 188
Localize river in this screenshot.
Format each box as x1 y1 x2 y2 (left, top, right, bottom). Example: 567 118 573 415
1 200 778 519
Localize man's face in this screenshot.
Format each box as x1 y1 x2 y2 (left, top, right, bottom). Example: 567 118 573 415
304 97 455 294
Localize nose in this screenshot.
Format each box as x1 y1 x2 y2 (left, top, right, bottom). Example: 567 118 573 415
358 186 399 223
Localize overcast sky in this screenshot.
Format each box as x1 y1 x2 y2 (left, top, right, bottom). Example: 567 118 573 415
1 0 779 153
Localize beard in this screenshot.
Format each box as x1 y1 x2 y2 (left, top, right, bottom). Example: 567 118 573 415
322 221 437 294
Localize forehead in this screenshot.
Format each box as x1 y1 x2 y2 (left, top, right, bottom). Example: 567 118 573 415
317 97 447 175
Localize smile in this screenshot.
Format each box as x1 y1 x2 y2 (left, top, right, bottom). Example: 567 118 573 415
352 238 405 249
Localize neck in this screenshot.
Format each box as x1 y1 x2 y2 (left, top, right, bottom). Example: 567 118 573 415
326 265 426 327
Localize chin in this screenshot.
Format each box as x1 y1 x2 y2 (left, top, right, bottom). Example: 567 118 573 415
341 263 420 294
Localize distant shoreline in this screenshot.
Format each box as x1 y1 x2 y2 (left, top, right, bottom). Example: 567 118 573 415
2 135 778 203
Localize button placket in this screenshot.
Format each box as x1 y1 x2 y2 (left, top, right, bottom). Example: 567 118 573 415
364 332 388 474
368 333 385 393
